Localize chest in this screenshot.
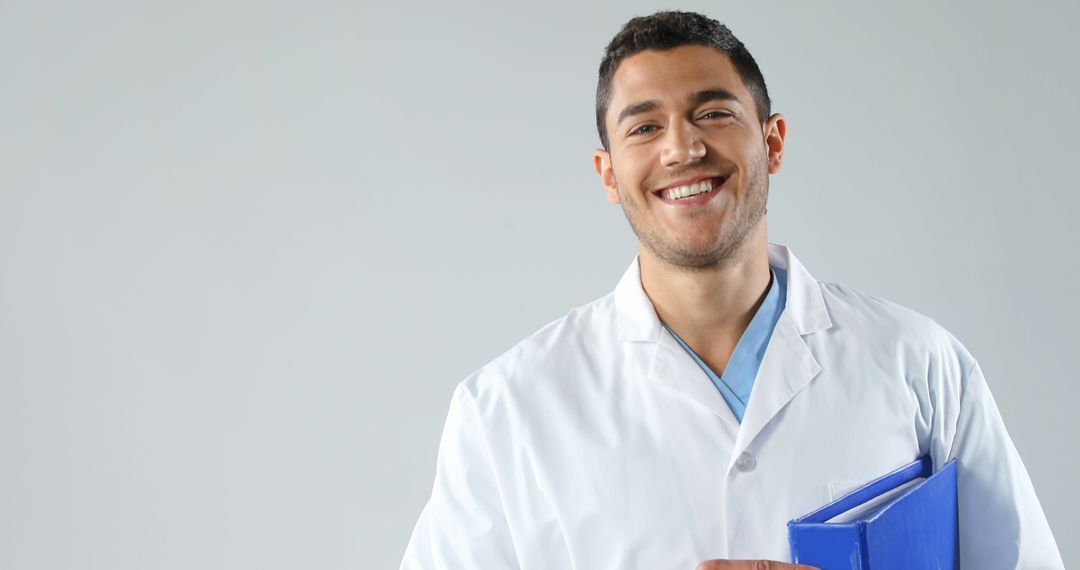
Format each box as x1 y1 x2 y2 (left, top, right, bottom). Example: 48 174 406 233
491 366 926 567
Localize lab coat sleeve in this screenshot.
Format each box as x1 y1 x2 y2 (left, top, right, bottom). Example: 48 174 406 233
938 360 1063 569
400 384 520 570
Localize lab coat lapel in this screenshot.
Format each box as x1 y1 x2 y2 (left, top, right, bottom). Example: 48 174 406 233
731 313 820 457
731 244 832 458
614 257 739 426
647 329 741 426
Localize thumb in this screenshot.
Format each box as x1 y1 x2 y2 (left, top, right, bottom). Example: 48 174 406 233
696 561 820 570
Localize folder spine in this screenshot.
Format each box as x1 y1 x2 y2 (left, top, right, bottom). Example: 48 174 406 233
787 521 868 569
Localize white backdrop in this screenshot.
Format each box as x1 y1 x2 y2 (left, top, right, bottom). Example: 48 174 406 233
2 1 1077 568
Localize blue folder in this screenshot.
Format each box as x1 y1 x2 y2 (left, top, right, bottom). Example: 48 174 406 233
787 456 958 569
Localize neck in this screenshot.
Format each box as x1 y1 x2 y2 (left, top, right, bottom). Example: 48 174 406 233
639 222 772 353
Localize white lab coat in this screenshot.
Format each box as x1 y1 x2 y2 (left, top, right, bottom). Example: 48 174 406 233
401 243 1062 569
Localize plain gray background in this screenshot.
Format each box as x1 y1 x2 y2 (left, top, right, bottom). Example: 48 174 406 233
1 0 1077 568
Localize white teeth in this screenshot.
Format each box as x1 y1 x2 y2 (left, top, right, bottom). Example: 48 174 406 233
663 179 716 200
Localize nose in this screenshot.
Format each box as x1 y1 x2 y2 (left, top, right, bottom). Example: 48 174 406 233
660 123 706 166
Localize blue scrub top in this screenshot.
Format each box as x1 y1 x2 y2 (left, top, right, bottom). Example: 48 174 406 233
663 266 787 422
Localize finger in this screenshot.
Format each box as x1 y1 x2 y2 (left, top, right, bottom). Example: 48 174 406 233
695 561 821 570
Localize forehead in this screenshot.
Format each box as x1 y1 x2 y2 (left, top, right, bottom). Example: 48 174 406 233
608 45 751 115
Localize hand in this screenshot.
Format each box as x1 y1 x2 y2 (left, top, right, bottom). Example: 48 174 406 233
696 560 820 570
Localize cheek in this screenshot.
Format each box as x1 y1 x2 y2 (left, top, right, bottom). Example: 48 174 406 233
610 155 645 190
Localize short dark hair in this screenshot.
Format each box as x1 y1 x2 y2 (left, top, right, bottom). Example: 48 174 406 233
595 11 772 150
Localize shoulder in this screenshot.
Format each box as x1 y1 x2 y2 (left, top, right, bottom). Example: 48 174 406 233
456 291 619 407
815 279 977 376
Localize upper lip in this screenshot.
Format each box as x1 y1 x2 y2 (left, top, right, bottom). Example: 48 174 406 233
653 175 724 195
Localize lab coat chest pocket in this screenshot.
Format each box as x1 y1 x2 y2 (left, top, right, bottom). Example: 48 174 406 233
769 362 925 508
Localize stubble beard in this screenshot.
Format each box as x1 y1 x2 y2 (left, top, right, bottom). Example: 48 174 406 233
617 154 770 271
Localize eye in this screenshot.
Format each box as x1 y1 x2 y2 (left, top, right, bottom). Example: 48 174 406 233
629 124 659 136
699 110 733 120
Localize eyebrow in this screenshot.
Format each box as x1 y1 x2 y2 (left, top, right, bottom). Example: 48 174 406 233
615 100 660 127
615 88 741 127
690 88 739 107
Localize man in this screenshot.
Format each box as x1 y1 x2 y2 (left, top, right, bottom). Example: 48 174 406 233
401 11 1063 569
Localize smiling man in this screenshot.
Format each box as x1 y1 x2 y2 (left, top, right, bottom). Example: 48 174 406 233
401 11 1063 570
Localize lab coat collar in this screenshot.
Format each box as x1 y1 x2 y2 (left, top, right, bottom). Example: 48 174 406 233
613 242 832 342
765 243 832 334
613 242 833 461
613 257 663 343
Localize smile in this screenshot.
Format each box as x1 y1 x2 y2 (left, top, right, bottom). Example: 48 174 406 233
654 176 726 201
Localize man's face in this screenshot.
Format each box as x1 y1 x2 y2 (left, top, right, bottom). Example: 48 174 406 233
594 45 786 269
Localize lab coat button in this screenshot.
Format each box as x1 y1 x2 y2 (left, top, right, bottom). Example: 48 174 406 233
735 452 756 472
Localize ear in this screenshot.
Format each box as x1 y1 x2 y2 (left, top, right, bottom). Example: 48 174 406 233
593 148 620 204
763 113 787 174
